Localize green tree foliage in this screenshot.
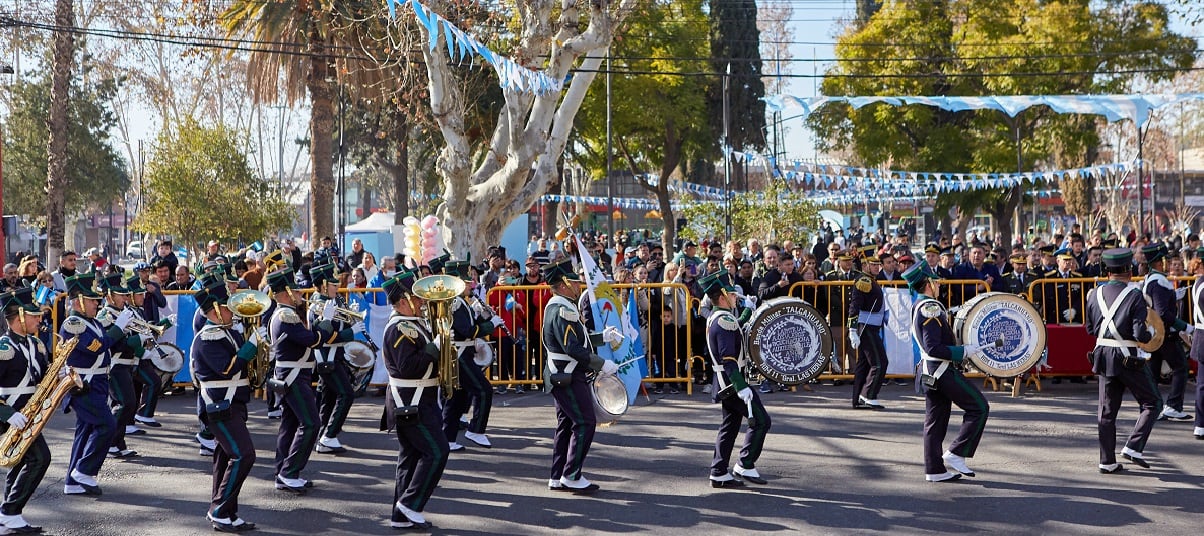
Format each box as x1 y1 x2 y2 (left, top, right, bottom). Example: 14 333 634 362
707 0 766 153
572 0 714 256
808 0 1194 244
133 119 293 254
1 64 128 219
678 181 819 245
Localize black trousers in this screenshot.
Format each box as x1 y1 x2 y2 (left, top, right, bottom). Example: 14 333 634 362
550 379 596 482
1149 338 1188 412
275 380 319 479
711 391 771 476
109 364 137 450
203 403 254 520
441 354 492 441
393 403 448 517
1 433 48 515
134 359 162 419
317 362 355 439
923 365 989 474
1098 364 1162 464
851 326 888 404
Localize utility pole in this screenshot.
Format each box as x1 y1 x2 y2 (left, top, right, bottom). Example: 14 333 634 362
605 46 614 246
723 62 732 242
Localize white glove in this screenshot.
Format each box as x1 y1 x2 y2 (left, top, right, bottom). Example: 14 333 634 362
742 295 757 310
1137 349 1152 359
600 359 619 376
139 333 153 346
58 365 68 380
114 309 135 330
602 326 625 344
321 300 337 322
255 326 270 343
232 322 245 334
6 412 27 430
848 329 861 350
490 316 505 329
432 335 443 350
964 344 984 358
1147 325 1156 337
1185 325 1196 335
351 321 366 333
737 387 754 405
1176 287 1188 301
1062 308 1076 322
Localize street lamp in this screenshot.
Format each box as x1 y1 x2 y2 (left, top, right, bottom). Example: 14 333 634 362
0 62 14 264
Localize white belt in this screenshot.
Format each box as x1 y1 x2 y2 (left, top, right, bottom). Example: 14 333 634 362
453 341 474 350
73 366 108 376
111 358 138 366
0 386 36 397
920 356 950 381
274 359 315 389
547 352 577 374
198 375 248 405
1194 323 1204 331
388 364 435 408
1095 338 1140 349
858 310 885 326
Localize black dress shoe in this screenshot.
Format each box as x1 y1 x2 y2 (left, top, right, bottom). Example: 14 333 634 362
1195 434 1204 440
736 473 768 485
274 477 308 494
710 477 745 488
81 484 103 496
126 428 147 436
567 483 600 495
1121 453 1150 468
1099 464 1125 474
6 524 43 534
851 402 871 410
211 520 256 532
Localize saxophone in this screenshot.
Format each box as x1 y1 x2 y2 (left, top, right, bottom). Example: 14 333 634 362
0 337 82 467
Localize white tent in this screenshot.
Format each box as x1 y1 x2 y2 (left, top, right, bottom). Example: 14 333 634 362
346 211 396 232
345 212 403 257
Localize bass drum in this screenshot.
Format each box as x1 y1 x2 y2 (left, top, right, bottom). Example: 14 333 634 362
591 373 628 426
746 298 832 385
343 340 376 394
953 292 1047 378
150 343 185 392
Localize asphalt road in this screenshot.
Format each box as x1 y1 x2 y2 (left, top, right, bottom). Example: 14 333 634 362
20 378 1204 535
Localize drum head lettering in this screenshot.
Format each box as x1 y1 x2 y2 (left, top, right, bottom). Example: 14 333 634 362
749 299 832 385
957 293 1046 377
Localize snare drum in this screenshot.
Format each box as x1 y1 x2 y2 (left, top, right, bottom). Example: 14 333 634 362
591 373 629 425
150 343 185 390
472 339 495 368
343 340 376 392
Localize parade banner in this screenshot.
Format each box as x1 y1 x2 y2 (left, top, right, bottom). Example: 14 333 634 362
882 288 919 376
575 236 647 404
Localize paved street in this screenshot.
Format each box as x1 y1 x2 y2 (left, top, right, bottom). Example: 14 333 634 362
22 379 1204 535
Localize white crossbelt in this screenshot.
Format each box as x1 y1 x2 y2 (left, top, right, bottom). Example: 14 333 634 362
275 359 315 388
388 364 437 408
198 374 249 405
1193 280 1204 330
546 351 578 374
1095 286 1140 351
704 310 741 392
910 297 952 380
110 357 138 366
0 386 36 397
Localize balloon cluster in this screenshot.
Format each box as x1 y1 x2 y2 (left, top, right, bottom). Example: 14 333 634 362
401 215 447 268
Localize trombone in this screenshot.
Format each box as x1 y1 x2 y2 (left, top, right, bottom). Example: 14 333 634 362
412 275 466 399
228 289 272 389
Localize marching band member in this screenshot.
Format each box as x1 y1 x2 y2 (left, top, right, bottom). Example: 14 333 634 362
700 272 771 488
192 281 263 532
903 262 990 483
0 288 51 533
440 260 502 451
1086 248 1160 473
193 271 226 456
849 248 888 410
1140 244 1193 421
60 272 133 496
541 259 615 494
98 273 143 459
1193 247 1204 439
380 269 447 530
307 262 365 455
129 274 171 429
260 250 287 420
266 268 336 493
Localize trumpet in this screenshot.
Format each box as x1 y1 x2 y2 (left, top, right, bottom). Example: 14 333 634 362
413 275 466 399
306 293 365 324
228 290 272 389
127 317 167 338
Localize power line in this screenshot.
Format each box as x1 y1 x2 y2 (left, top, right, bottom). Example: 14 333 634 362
573 66 1204 78
605 49 1202 64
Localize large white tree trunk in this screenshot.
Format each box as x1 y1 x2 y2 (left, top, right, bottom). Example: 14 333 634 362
421 0 636 259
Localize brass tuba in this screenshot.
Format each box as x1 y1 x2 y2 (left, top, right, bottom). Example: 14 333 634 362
412 275 466 399
228 290 272 389
0 337 82 467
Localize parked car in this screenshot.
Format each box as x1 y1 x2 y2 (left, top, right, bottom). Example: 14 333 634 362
126 240 147 260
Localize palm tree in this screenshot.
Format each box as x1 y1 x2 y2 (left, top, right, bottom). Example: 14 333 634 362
220 0 366 249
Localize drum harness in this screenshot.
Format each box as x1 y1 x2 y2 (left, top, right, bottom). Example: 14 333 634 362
705 309 745 396
189 325 249 408
71 319 112 384
270 310 315 389
1094 285 1141 357
545 296 584 375
384 314 438 410
911 297 953 382
1193 279 1204 332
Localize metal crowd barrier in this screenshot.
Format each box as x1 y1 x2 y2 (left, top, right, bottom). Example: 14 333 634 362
1025 275 1198 326
484 282 695 394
